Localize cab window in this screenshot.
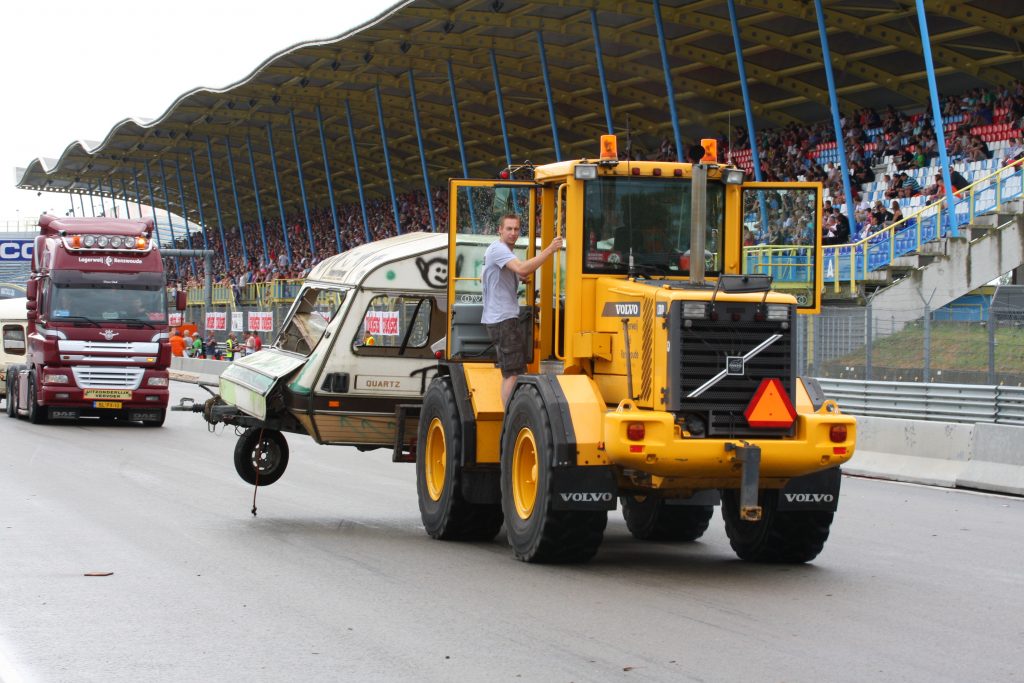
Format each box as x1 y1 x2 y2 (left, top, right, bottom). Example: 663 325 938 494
352 295 434 355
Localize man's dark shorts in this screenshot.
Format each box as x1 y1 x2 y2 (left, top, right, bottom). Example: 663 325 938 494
485 317 528 378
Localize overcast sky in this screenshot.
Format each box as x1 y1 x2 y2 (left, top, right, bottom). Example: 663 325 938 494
0 0 399 225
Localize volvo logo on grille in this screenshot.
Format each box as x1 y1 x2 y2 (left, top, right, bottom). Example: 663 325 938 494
726 356 745 375
101 329 119 341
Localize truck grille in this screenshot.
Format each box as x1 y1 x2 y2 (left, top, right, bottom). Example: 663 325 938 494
71 366 145 389
669 303 794 438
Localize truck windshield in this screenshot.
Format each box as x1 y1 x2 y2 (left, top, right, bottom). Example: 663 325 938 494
582 176 724 277
48 285 167 324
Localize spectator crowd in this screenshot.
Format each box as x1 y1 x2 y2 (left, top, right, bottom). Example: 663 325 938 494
164 81 1024 287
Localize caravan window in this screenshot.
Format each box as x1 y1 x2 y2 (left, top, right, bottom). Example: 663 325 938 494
276 286 346 356
2 325 25 355
352 295 434 355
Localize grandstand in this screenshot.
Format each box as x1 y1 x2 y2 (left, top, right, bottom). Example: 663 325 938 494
10 0 1024 371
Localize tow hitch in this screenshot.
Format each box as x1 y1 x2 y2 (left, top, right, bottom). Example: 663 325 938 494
726 441 762 521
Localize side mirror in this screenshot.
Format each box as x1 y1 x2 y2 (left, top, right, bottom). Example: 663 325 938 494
176 290 187 311
26 299 37 311
25 278 37 301
27 310 38 322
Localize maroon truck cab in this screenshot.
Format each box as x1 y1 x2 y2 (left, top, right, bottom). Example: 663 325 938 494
6 214 184 426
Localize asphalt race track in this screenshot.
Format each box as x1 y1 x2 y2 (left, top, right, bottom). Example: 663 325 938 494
1 382 1021 682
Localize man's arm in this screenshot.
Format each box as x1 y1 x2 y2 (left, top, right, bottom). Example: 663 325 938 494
503 237 564 276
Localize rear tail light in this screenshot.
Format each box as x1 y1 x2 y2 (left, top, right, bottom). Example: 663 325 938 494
626 422 645 441
829 424 847 443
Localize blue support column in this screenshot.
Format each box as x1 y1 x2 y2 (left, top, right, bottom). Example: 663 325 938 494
172 159 198 279
490 49 514 168
143 162 160 242
374 85 403 235
87 184 96 216
727 0 764 180
245 135 270 263
205 137 230 269
224 136 250 266
132 170 143 224
813 0 855 220
447 61 478 232
120 178 131 218
172 159 196 251
188 149 210 251
157 160 182 275
916 0 959 236
535 31 562 162
69 193 76 217
344 99 372 244
590 9 614 135
315 105 343 251
289 110 317 257
408 69 437 232
77 191 86 217
653 0 683 162
265 123 293 265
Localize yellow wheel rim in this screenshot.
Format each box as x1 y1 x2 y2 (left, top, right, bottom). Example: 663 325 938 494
512 427 539 519
424 417 446 502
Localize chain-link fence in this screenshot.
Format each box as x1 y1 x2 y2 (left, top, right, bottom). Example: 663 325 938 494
804 291 1024 386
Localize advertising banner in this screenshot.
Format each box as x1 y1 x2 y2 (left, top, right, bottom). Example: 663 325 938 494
232 311 244 332
205 311 226 331
168 312 183 327
248 311 274 332
363 310 400 337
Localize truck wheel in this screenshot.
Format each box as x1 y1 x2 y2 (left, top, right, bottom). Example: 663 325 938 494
416 378 503 541
5 376 16 418
142 409 166 427
234 428 289 486
26 374 46 425
621 496 713 542
500 385 606 563
721 489 833 563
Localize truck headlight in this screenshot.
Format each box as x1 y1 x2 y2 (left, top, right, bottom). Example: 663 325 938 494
43 373 69 384
766 304 790 321
147 377 169 387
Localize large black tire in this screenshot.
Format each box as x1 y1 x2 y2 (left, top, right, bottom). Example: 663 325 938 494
721 488 834 563
5 375 16 418
621 496 713 542
416 378 503 541
234 428 289 486
142 409 166 427
500 385 606 563
26 374 46 425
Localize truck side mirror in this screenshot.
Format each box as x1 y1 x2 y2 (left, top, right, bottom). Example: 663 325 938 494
26 300 37 311
176 290 187 311
25 278 37 301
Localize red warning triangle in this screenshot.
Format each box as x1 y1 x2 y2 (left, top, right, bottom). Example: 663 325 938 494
744 378 796 428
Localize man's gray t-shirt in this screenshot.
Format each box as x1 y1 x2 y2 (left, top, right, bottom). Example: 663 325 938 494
481 240 519 324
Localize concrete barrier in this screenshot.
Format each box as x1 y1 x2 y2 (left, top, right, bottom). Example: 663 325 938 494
844 416 1024 496
170 356 229 385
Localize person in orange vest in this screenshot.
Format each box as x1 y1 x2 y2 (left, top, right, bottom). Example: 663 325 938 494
169 328 186 357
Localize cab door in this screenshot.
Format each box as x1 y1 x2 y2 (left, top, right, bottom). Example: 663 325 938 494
739 182 824 313
446 180 539 361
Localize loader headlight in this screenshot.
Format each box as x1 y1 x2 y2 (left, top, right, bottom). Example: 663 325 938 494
766 304 790 321
574 164 598 180
723 168 745 185
682 302 708 319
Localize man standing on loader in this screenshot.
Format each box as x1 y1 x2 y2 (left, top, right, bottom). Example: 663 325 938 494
481 214 562 406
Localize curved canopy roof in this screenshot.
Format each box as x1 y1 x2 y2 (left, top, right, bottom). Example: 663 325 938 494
15 0 1024 228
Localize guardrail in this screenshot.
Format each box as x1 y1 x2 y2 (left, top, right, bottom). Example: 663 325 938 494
817 377 1024 426
743 159 1024 293
820 158 1024 292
